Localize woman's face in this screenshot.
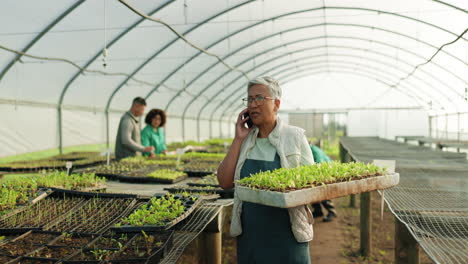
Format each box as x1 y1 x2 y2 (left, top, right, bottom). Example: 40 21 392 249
247 84 280 126
151 114 162 128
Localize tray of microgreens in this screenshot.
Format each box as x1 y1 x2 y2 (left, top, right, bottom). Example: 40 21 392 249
111 193 201 233
165 184 233 199
0 152 109 172
119 168 188 184
0 170 106 216
186 174 220 188
180 161 219 177
236 161 399 208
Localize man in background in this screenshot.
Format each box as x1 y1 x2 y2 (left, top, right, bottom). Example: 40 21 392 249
115 97 154 160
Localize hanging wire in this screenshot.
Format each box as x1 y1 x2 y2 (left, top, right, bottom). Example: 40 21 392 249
117 0 250 80
364 27 468 108
391 27 468 89
0 44 218 102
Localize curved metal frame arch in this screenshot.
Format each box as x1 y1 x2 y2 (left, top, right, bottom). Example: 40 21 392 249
218 65 433 139
58 0 177 107
0 0 86 81
216 56 452 125
221 62 444 136
223 67 429 136
149 7 467 114
214 51 457 133
102 0 255 113
178 34 465 129
54 0 177 151
203 47 456 124
216 58 445 126
199 56 446 140
102 5 465 143
188 23 468 140
164 22 467 135
172 25 466 116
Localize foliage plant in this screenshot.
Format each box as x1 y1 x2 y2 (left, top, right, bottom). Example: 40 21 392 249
237 161 387 192
115 194 192 227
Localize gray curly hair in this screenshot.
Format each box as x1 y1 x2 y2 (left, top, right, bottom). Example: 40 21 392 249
247 76 282 99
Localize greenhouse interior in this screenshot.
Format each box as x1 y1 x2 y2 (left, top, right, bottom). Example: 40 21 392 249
0 0 467 263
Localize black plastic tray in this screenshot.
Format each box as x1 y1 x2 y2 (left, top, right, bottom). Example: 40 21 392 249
110 195 201 233
45 188 139 199
0 228 42 235
95 172 120 180
186 182 220 188
117 174 188 184
165 186 233 199
13 256 59 263
107 230 174 264
183 170 214 177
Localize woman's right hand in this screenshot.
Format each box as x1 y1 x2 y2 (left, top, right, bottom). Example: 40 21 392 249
235 109 253 141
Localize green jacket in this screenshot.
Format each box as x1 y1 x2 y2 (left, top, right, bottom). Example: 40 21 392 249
310 145 331 163
141 125 167 155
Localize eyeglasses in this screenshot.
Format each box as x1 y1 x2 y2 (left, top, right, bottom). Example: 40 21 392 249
242 95 275 106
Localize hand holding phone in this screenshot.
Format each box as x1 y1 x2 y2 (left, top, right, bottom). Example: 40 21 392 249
243 112 254 128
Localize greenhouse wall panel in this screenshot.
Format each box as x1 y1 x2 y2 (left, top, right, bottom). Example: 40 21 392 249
0 104 58 157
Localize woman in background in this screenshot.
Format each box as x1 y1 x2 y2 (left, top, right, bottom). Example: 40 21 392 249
141 109 167 157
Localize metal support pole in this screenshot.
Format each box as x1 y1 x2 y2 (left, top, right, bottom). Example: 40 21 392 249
219 119 223 138
209 119 213 139
197 117 201 142
360 192 372 257
198 208 223 264
105 110 110 149
343 149 357 208
182 117 185 142
58 106 63 154
395 217 420 264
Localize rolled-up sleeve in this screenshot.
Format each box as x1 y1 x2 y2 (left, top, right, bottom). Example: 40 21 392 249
121 119 145 152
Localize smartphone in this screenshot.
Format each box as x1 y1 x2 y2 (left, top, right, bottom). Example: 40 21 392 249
243 112 254 128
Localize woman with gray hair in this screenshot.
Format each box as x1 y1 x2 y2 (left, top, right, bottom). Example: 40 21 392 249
217 76 315 263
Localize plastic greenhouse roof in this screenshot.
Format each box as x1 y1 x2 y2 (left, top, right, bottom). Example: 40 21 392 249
0 0 467 122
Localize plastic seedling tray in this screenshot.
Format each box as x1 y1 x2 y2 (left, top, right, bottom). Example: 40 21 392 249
13 256 59 264
108 230 174 264
110 195 203 233
0 254 16 263
183 170 214 177
0 228 42 235
236 173 400 208
50 232 100 247
46 188 139 199
186 182 220 188
165 186 233 199
39 183 107 194
28 245 81 260
21 231 62 245
117 174 188 184
95 172 120 180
